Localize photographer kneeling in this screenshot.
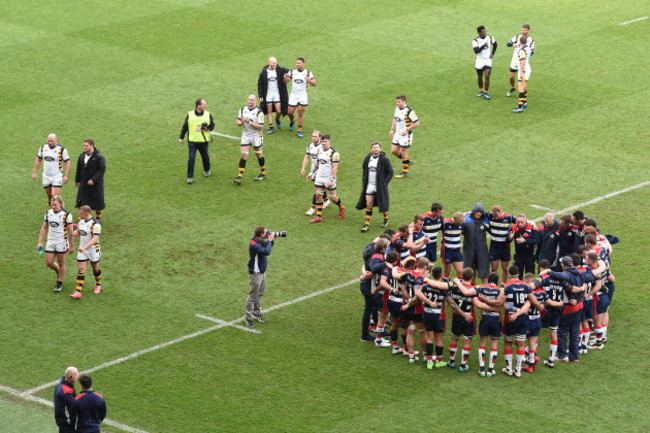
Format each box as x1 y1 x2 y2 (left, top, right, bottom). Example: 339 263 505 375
246 226 276 328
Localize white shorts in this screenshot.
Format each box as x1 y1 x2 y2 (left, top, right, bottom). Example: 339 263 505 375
241 135 263 148
265 91 280 104
314 175 336 190
77 247 100 263
42 173 63 188
517 67 531 82
365 182 377 195
46 238 68 254
475 58 492 70
289 93 309 106
510 56 520 71
392 133 413 148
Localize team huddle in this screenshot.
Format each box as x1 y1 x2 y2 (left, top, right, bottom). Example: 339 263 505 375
359 203 616 377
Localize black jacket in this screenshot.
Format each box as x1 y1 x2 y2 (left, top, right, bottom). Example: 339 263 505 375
257 65 289 115
75 389 106 433
463 203 490 278
356 152 393 213
75 149 106 210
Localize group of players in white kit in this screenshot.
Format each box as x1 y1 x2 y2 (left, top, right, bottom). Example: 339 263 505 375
472 24 535 112
34 135 102 299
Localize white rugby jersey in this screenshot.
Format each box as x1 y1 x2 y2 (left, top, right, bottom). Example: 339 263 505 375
45 208 73 242
37 144 70 177
510 34 535 62
266 68 279 95
305 141 322 173
394 105 418 136
316 146 340 178
238 106 264 137
517 46 532 72
288 68 313 94
367 155 379 187
77 217 101 251
473 35 496 60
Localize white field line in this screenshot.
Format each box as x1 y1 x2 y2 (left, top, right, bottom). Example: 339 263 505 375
196 314 262 334
209 131 239 140
0 384 150 433
620 16 648 25
24 278 359 396
529 204 553 211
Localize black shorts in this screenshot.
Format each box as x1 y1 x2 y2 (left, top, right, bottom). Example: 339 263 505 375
423 312 446 333
489 243 511 262
451 314 476 338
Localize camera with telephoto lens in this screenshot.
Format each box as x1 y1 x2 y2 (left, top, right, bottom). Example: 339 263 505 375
200 122 210 131
268 231 287 238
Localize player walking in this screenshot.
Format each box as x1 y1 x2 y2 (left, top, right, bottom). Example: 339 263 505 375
390 95 419 178
310 135 345 223
233 95 266 185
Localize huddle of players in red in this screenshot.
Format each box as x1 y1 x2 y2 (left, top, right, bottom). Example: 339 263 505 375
360 206 615 377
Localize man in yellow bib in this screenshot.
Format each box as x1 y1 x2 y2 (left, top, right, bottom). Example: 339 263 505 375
179 98 215 184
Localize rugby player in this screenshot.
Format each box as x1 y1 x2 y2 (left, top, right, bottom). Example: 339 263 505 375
512 35 532 113
310 135 345 223
486 205 516 284
233 95 266 185
37 195 75 293
421 202 444 265
472 26 497 99
70 205 102 299
441 212 465 279
32 133 71 204
390 95 419 178
301 131 329 215
473 272 507 377
285 57 316 138
506 24 535 96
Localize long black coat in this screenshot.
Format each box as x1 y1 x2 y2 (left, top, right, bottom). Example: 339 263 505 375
356 152 393 213
257 65 289 116
75 149 106 210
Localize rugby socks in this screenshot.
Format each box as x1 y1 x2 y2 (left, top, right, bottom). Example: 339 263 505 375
383 212 389 223
449 342 458 363
461 348 470 367
375 326 385 340
602 324 608 341
518 92 525 108
315 197 323 217
435 345 444 362
390 330 399 347
94 269 101 286
364 208 372 228
549 340 558 362
528 349 537 367
56 280 63 290
297 125 303 134
258 157 266 175
76 273 85 292
524 91 528 104
401 334 407 346
238 158 246 178
516 349 526 373
401 158 410 174
95 210 102 220
504 349 513 373
443 274 450 282
323 190 328 202
478 346 486 372
310 194 316 209
331 196 342 209
489 350 498 371
426 343 434 362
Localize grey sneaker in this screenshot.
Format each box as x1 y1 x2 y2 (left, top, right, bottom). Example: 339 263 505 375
232 176 242 185
254 314 267 323
254 173 266 181
204 170 211 177
53 286 62 293
246 320 255 329
187 178 193 184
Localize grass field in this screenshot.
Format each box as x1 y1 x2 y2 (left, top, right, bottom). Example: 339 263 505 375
1 0 649 432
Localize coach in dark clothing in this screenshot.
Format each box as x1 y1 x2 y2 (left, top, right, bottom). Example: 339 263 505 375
257 57 289 132
74 374 106 433
557 214 581 259
360 237 389 341
537 214 560 268
54 367 78 433
75 139 105 220
510 214 539 279
356 142 393 233
463 203 490 282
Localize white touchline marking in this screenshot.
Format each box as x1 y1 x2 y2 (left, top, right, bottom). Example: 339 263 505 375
532 180 650 222
196 314 263 334
529 204 553 211
620 16 648 25
210 131 239 140
24 278 360 395
0 384 151 433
